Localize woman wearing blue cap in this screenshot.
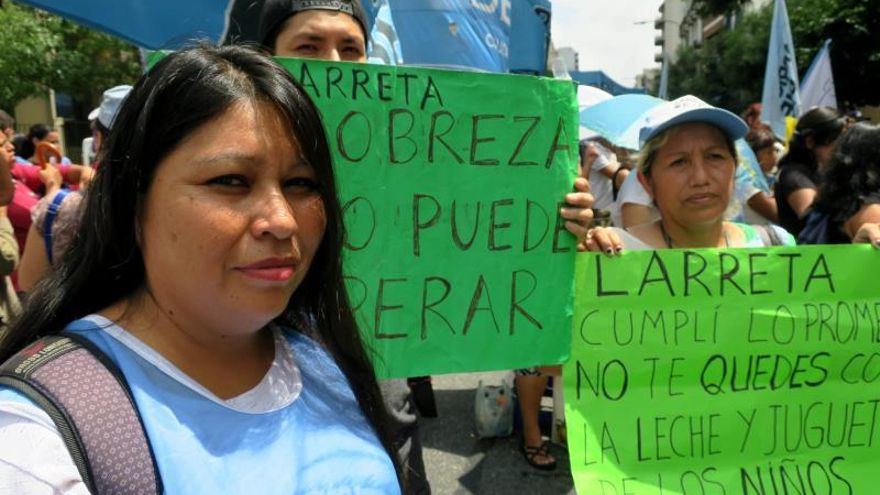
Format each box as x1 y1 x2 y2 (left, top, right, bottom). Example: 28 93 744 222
586 95 794 252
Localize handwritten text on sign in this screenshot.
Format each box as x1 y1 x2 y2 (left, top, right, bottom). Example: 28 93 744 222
276 58 579 378
565 245 879 494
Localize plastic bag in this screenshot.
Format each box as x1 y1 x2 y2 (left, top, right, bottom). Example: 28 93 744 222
474 379 513 438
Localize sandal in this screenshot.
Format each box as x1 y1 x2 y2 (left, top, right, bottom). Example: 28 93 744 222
521 441 557 471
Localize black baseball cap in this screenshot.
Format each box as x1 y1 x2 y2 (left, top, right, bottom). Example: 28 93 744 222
259 0 370 50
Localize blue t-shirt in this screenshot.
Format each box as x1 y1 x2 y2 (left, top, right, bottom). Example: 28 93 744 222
0 318 400 494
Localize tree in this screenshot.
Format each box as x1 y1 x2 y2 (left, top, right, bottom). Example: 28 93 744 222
691 0 752 16
666 0 880 112
0 2 59 110
50 19 142 117
667 4 772 113
788 0 880 109
0 2 141 115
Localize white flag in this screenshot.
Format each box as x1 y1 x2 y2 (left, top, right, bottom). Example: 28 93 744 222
760 0 800 138
800 39 837 114
658 55 669 100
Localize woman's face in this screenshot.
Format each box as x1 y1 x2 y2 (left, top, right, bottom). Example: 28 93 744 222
756 146 777 173
35 131 60 147
642 123 736 229
0 134 14 163
138 101 327 334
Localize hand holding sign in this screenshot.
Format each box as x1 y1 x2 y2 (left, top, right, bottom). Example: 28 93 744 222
853 223 880 248
561 177 595 249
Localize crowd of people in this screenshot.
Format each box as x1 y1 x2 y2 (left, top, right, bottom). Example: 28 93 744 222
0 0 877 493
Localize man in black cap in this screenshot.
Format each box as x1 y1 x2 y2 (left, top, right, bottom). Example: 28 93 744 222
259 0 369 61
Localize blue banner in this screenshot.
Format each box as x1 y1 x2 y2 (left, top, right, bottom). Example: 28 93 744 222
389 0 509 72
17 0 232 49
17 0 548 73
508 0 551 74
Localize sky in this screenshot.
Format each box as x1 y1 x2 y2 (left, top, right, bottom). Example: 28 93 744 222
551 0 665 88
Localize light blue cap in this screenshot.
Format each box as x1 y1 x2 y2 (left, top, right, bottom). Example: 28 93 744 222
638 95 748 149
89 85 133 130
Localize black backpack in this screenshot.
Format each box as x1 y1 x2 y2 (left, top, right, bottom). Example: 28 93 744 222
0 334 162 494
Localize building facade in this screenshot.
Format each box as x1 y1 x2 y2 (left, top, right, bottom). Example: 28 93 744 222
653 0 771 65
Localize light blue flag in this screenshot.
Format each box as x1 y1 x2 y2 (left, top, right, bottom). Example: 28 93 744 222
389 0 512 72
367 0 404 65
800 39 837 113
658 55 669 100
760 0 800 139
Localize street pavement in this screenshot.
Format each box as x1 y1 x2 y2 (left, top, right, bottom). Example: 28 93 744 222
419 371 577 494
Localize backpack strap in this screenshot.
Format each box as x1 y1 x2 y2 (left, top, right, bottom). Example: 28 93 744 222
43 189 71 264
0 334 163 495
611 166 626 202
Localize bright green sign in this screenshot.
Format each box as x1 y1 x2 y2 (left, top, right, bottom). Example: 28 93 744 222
566 245 880 494
276 58 579 378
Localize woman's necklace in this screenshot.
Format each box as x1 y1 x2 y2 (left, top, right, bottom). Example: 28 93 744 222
659 221 730 248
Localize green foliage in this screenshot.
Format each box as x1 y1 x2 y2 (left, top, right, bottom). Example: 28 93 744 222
0 2 141 114
666 0 880 112
691 0 752 16
668 5 772 113
0 2 60 110
788 0 880 109
50 19 142 112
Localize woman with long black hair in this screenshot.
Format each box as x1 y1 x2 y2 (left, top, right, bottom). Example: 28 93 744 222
801 122 880 244
0 45 401 493
774 106 848 236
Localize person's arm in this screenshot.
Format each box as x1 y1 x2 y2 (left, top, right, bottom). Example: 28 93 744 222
747 191 779 223
590 142 626 187
39 163 63 197
611 167 629 190
63 164 95 189
786 188 817 218
845 204 880 242
17 224 50 291
0 212 19 277
0 153 13 207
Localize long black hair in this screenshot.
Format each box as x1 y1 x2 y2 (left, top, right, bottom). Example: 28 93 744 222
778 106 846 174
813 122 880 226
0 44 401 484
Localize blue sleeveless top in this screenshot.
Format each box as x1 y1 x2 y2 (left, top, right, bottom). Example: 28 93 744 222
0 318 400 494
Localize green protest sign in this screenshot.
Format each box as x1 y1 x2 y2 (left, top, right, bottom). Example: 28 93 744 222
275 58 579 378
565 245 880 494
